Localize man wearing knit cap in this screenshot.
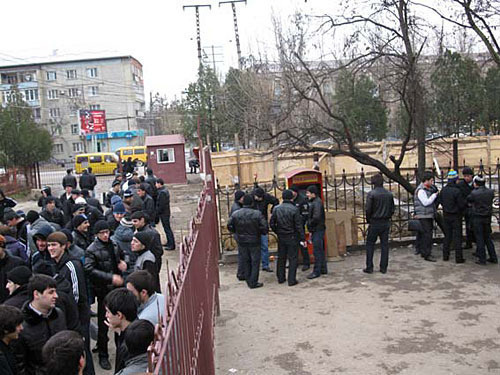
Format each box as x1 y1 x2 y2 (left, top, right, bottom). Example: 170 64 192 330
107 202 127 233
26 210 54 256
457 166 475 249
47 231 94 374
437 170 466 263
84 220 127 369
105 180 122 208
228 194 268 289
306 185 328 278
468 175 498 265
251 187 279 272
270 189 305 286
31 224 56 274
0 238 24 303
72 214 92 251
4 265 32 308
290 185 311 271
131 232 160 292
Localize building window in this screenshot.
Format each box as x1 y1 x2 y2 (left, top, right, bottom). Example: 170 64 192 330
22 72 36 82
87 68 98 78
71 124 79 135
51 126 62 135
49 108 60 118
72 142 83 152
33 108 41 119
68 88 80 97
89 86 99 96
46 71 57 81
66 70 77 79
157 148 175 164
48 89 58 100
2 91 13 103
53 144 63 153
70 110 78 117
6 74 18 84
89 104 101 110
24 89 39 102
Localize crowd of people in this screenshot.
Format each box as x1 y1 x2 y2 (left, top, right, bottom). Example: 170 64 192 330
228 166 498 289
0 167 173 374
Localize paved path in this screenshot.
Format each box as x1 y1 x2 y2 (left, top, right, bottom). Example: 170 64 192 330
215 245 500 375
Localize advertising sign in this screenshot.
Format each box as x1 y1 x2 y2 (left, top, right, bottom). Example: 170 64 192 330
79 109 107 134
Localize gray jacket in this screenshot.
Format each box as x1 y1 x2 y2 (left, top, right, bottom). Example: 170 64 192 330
414 183 436 219
116 353 149 375
138 293 165 326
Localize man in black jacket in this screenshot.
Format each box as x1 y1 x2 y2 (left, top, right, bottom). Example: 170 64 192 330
40 197 65 229
230 190 245 280
364 174 395 274
290 185 310 271
79 169 97 197
251 187 279 272
457 166 475 249
270 189 305 286
81 189 103 214
4 266 32 309
467 176 498 265
228 195 268 289
47 232 94 375
155 179 175 251
137 184 156 224
0 189 17 225
84 221 127 370
438 170 466 263
0 305 23 375
306 185 327 279
72 215 92 251
131 211 164 271
14 274 67 375
63 169 78 189
0 235 25 303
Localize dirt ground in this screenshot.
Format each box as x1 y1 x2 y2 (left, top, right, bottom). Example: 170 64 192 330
215 245 500 375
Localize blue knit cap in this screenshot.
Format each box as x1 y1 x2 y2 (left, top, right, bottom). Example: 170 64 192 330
447 170 458 181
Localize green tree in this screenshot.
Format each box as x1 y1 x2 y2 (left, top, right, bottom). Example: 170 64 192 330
483 66 500 134
0 93 52 171
430 50 484 136
334 71 388 142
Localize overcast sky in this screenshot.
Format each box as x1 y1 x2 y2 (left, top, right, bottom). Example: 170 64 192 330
1 0 338 102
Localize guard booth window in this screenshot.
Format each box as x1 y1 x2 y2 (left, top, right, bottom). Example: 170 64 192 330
157 148 175 163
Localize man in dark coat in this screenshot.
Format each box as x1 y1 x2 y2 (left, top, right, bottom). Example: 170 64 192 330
230 190 245 280
37 186 61 210
0 305 24 375
270 189 305 286
71 215 92 251
131 211 164 270
468 175 498 265
155 179 175 250
437 170 466 263
4 209 29 248
228 195 268 289
0 235 25 304
4 266 32 309
105 180 122 208
62 169 78 189
60 186 76 225
40 197 65 229
0 189 17 225
79 169 97 196
81 189 103 214
14 275 67 375
290 185 310 271
306 185 328 279
363 174 395 274
144 168 158 202
251 187 279 272
137 184 156 224
457 166 475 249
84 221 127 370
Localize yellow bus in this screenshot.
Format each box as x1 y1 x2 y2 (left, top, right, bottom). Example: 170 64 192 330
116 146 147 166
75 152 119 175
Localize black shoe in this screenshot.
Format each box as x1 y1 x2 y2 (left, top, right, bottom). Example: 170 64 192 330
464 243 473 249
301 265 310 271
424 256 437 262
475 260 487 265
307 273 320 279
472 252 478 257
487 258 498 264
91 346 99 354
320 269 328 275
443 255 449 261
380 269 387 274
237 275 246 281
249 282 263 289
262 267 273 272
165 246 175 251
456 259 465 264
90 310 97 317
99 357 112 371
288 280 298 286
363 268 373 274
278 279 286 284
414 249 421 255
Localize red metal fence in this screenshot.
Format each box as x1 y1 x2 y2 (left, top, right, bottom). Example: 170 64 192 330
148 146 220 374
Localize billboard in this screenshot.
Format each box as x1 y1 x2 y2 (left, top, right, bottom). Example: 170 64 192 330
79 109 107 134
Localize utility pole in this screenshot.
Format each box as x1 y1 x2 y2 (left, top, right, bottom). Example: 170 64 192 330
183 4 211 67
219 0 246 69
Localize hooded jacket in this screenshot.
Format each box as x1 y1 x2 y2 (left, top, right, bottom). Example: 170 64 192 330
0 193 17 224
112 224 135 269
4 234 28 263
27 218 55 256
14 304 66 375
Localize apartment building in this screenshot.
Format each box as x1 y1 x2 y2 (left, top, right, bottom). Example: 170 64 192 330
0 55 146 162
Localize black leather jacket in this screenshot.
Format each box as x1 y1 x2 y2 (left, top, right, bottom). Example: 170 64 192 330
270 200 305 241
84 238 124 296
156 186 171 217
365 187 395 223
438 182 465 215
293 193 309 226
72 229 92 250
307 197 326 232
467 186 494 217
79 172 96 190
251 191 279 221
229 201 242 217
227 206 268 245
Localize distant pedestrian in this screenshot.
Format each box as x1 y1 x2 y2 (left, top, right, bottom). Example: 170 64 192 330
79 169 97 197
363 173 395 274
228 194 268 289
63 169 78 190
414 171 438 262
155 179 175 251
306 186 328 279
290 185 310 271
230 190 245 281
137 184 155 224
457 166 475 249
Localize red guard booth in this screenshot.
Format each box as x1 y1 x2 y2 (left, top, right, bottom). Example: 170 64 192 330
145 134 187 184
285 168 325 263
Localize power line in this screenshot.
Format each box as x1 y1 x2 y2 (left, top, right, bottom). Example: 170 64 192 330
219 0 247 69
183 4 212 67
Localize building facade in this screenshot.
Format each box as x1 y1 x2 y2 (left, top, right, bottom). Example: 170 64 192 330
0 55 146 162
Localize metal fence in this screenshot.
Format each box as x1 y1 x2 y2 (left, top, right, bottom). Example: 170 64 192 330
148 146 220 375
217 159 500 250
0 166 38 194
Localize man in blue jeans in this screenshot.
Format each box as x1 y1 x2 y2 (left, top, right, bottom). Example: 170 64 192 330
251 187 279 272
306 186 327 279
